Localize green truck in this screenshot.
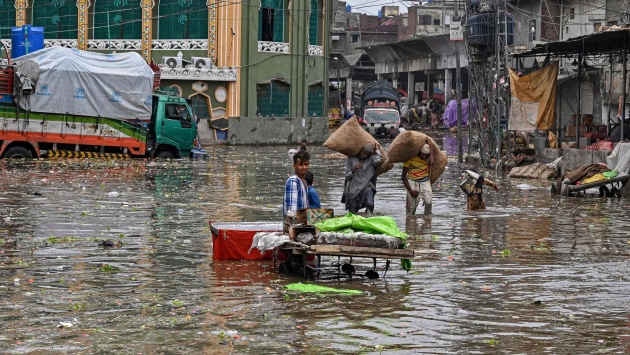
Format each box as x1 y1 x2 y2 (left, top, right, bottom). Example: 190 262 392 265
0 46 197 159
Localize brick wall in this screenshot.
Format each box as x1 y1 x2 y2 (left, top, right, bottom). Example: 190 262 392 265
541 0 561 41
397 7 418 40
362 32 398 44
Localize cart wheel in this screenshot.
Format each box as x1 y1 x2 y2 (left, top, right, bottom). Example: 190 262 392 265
611 187 621 198
341 263 356 275
365 270 379 279
278 261 292 275
304 265 318 280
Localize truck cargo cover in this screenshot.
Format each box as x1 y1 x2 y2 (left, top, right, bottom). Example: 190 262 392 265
14 47 153 120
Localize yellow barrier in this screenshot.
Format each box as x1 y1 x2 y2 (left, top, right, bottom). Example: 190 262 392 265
46 151 131 159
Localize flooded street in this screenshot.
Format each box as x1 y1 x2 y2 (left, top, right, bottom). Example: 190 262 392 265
1 133 630 354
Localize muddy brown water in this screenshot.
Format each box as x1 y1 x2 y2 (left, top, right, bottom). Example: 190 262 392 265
1 135 629 354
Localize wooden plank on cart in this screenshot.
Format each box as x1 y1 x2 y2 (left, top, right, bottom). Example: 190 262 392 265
309 245 415 258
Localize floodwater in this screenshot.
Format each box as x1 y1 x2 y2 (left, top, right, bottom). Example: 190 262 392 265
1 133 630 354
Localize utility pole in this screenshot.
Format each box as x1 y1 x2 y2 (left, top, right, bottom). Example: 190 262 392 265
452 1 464 163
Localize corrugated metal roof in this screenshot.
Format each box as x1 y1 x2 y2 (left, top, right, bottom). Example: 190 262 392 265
513 29 630 57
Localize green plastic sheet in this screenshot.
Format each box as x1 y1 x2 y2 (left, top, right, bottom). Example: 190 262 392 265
313 213 412 271
284 283 363 295
603 170 619 179
313 213 407 240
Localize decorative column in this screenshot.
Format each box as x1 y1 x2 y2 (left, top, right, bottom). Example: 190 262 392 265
77 0 90 50
15 0 28 27
208 0 216 64
218 0 241 117
141 0 154 62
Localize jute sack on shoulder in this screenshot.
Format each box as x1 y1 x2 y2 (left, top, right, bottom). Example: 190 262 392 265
323 117 393 176
387 130 447 184
324 117 375 157
375 145 393 176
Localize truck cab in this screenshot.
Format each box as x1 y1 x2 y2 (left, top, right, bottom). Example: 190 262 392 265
148 94 197 158
361 100 400 126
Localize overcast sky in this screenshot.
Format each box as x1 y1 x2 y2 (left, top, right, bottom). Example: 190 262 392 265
343 0 412 15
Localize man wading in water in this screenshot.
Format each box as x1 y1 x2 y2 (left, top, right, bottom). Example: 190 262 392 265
342 143 383 214
402 142 434 215
460 168 499 210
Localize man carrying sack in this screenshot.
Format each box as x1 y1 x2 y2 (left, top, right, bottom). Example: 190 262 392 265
402 141 434 215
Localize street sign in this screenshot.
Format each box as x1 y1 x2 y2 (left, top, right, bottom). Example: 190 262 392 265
450 21 463 41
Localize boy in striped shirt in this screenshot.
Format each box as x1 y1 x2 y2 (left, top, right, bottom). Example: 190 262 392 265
402 142 434 215
283 150 310 221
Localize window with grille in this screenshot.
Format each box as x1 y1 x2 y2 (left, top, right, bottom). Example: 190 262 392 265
190 94 210 120
309 0 321 45
93 0 142 39
308 84 323 117
157 0 208 39
31 0 78 40
257 81 290 117
528 19 536 42
258 0 285 42
0 1 16 39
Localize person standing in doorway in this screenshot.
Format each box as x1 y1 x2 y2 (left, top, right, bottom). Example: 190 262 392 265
402 142 434 215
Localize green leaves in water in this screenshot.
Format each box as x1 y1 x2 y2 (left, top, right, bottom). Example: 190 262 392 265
98 264 120 273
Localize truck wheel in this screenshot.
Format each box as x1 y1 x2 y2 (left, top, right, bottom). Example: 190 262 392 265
3 146 32 159
156 151 176 159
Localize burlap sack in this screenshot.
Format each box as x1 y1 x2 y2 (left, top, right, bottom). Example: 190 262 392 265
387 130 447 184
324 117 376 157
323 117 393 176
375 145 393 176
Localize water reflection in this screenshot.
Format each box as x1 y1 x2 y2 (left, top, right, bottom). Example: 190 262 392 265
0 134 629 353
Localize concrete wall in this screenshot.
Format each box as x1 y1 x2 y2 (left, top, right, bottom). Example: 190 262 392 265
559 148 609 176
562 0 604 40
511 0 540 48
227 117 329 145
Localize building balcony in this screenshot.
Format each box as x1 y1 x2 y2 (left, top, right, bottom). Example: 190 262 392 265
258 41 290 53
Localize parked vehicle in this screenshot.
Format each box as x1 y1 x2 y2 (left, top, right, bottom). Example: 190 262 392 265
353 80 401 129
0 46 197 159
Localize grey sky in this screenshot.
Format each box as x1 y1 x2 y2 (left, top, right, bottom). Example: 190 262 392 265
343 0 411 15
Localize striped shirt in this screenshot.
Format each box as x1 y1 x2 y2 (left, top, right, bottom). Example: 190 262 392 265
283 175 309 218
403 155 430 182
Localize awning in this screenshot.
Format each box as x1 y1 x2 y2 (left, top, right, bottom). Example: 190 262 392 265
513 28 630 57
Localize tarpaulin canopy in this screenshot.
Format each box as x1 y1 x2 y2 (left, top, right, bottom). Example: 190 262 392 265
508 62 558 131
442 98 470 127
14 46 154 120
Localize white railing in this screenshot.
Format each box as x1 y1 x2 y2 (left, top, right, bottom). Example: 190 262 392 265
88 40 142 50
2 39 213 52
308 45 323 56
158 64 237 81
257 41 290 53
45 39 78 48
152 40 208 50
